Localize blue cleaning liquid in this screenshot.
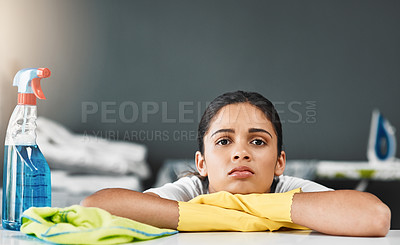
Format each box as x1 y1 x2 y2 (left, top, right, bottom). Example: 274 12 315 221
2 145 51 230
375 115 391 160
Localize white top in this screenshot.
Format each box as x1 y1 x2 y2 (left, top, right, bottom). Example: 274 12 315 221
144 175 333 202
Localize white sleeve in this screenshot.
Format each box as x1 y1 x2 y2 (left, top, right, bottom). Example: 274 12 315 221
143 176 208 202
275 175 334 193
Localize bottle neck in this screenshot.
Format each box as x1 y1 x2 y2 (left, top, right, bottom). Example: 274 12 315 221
5 105 38 145
18 93 37 105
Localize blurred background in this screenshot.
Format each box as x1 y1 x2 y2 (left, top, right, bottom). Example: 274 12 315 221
1 0 400 224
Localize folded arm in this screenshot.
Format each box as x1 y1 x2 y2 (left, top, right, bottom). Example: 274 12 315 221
81 188 391 236
291 190 391 237
81 188 179 229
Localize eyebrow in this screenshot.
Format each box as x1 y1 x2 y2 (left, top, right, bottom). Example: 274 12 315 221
211 129 235 138
210 128 273 139
248 128 273 138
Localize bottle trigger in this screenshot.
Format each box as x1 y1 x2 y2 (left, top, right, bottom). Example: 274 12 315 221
31 78 46 100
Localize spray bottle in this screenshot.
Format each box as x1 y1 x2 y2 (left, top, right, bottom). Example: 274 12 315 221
2 68 52 230
367 109 397 163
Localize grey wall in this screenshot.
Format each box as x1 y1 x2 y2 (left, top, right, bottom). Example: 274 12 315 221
1 0 400 186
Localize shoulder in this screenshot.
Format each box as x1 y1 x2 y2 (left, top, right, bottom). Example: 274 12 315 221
275 175 334 193
144 176 208 201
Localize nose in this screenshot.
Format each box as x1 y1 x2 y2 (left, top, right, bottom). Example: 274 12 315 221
232 149 251 162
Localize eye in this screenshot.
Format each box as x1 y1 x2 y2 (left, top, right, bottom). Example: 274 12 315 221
251 139 266 146
216 138 231 146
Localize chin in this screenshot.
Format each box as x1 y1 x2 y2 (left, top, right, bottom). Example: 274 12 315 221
223 183 269 195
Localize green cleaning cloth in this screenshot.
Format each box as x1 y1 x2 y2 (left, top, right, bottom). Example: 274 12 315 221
20 205 177 245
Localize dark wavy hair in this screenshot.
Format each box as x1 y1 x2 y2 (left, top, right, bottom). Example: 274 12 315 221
197 90 283 156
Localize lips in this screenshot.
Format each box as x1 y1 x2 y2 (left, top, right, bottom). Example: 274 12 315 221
228 166 255 179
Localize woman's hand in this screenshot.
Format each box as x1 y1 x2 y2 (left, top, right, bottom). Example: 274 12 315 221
290 190 391 237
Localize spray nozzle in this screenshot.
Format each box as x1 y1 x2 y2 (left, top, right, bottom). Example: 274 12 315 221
13 68 51 104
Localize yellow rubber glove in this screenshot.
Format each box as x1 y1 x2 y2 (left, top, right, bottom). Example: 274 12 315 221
191 188 301 223
178 188 309 231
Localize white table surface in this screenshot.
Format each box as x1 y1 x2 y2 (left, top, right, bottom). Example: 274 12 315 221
1 228 399 245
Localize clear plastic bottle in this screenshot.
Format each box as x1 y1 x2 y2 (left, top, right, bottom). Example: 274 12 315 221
2 68 52 230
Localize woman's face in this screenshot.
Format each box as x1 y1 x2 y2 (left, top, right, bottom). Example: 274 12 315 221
195 102 286 194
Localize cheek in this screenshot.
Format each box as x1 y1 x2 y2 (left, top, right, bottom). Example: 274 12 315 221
204 153 229 180
204 155 224 175
252 150 278 174
253 147 277 163
205 144 231 162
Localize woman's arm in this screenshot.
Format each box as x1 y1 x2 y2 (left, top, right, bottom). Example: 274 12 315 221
291 190 391 237
81 188 179 229
82 188 391 236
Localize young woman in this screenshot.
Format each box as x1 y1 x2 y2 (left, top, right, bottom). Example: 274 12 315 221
82 91 391 237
